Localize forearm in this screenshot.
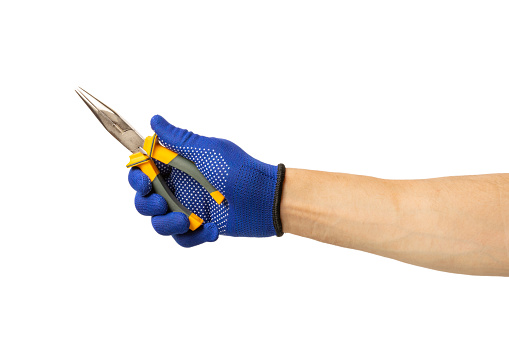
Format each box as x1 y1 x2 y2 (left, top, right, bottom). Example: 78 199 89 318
281 169 509 276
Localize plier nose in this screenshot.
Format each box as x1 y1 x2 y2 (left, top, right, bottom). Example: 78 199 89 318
75 87 145 154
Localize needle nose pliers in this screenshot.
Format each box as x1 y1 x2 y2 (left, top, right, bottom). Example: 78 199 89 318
75 88 224 230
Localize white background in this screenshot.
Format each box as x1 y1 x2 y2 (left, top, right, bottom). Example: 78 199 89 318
1 1 508 338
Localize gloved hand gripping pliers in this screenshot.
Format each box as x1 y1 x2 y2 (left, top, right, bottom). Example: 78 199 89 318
76 88 224 230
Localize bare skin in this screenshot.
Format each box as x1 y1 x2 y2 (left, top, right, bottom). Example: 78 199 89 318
281 169 509 276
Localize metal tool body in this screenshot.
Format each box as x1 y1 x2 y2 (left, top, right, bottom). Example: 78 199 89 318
76 88 224 230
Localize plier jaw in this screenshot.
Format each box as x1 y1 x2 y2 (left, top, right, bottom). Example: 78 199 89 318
75 87 145 154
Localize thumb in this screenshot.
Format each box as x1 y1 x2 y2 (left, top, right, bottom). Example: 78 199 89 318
150 115 200 148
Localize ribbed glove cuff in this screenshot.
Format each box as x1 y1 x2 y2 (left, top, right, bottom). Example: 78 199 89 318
272 163 286 237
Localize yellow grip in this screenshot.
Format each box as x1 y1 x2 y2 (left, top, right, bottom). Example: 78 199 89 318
189 213 203 231
126 152 159 181
143 135 179 163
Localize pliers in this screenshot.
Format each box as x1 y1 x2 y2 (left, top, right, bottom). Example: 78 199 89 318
76 88 224 230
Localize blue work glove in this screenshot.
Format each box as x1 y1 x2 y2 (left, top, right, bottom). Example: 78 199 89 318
128 115 285 247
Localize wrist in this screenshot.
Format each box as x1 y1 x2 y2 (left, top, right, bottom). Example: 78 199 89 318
280 168 328 236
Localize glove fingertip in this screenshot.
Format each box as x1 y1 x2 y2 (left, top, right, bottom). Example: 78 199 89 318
152 212 189 236
204 223 219 242
172 223 219 248
151 115 195 148
135 192 168 216
150 115 168 130
128 167 152 196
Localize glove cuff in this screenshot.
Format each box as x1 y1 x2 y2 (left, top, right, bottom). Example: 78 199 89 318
272 163 286 237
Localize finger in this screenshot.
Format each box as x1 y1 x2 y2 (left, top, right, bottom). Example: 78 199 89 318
152 212 189 236
128 167 152 196
150 115 200 148
172 222 219 248
134 192 168 216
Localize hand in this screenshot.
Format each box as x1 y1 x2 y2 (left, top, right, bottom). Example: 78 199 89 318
128 115 285 247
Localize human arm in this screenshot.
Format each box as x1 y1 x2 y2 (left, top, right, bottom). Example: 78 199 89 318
128 116 509 276
281 169 509 276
